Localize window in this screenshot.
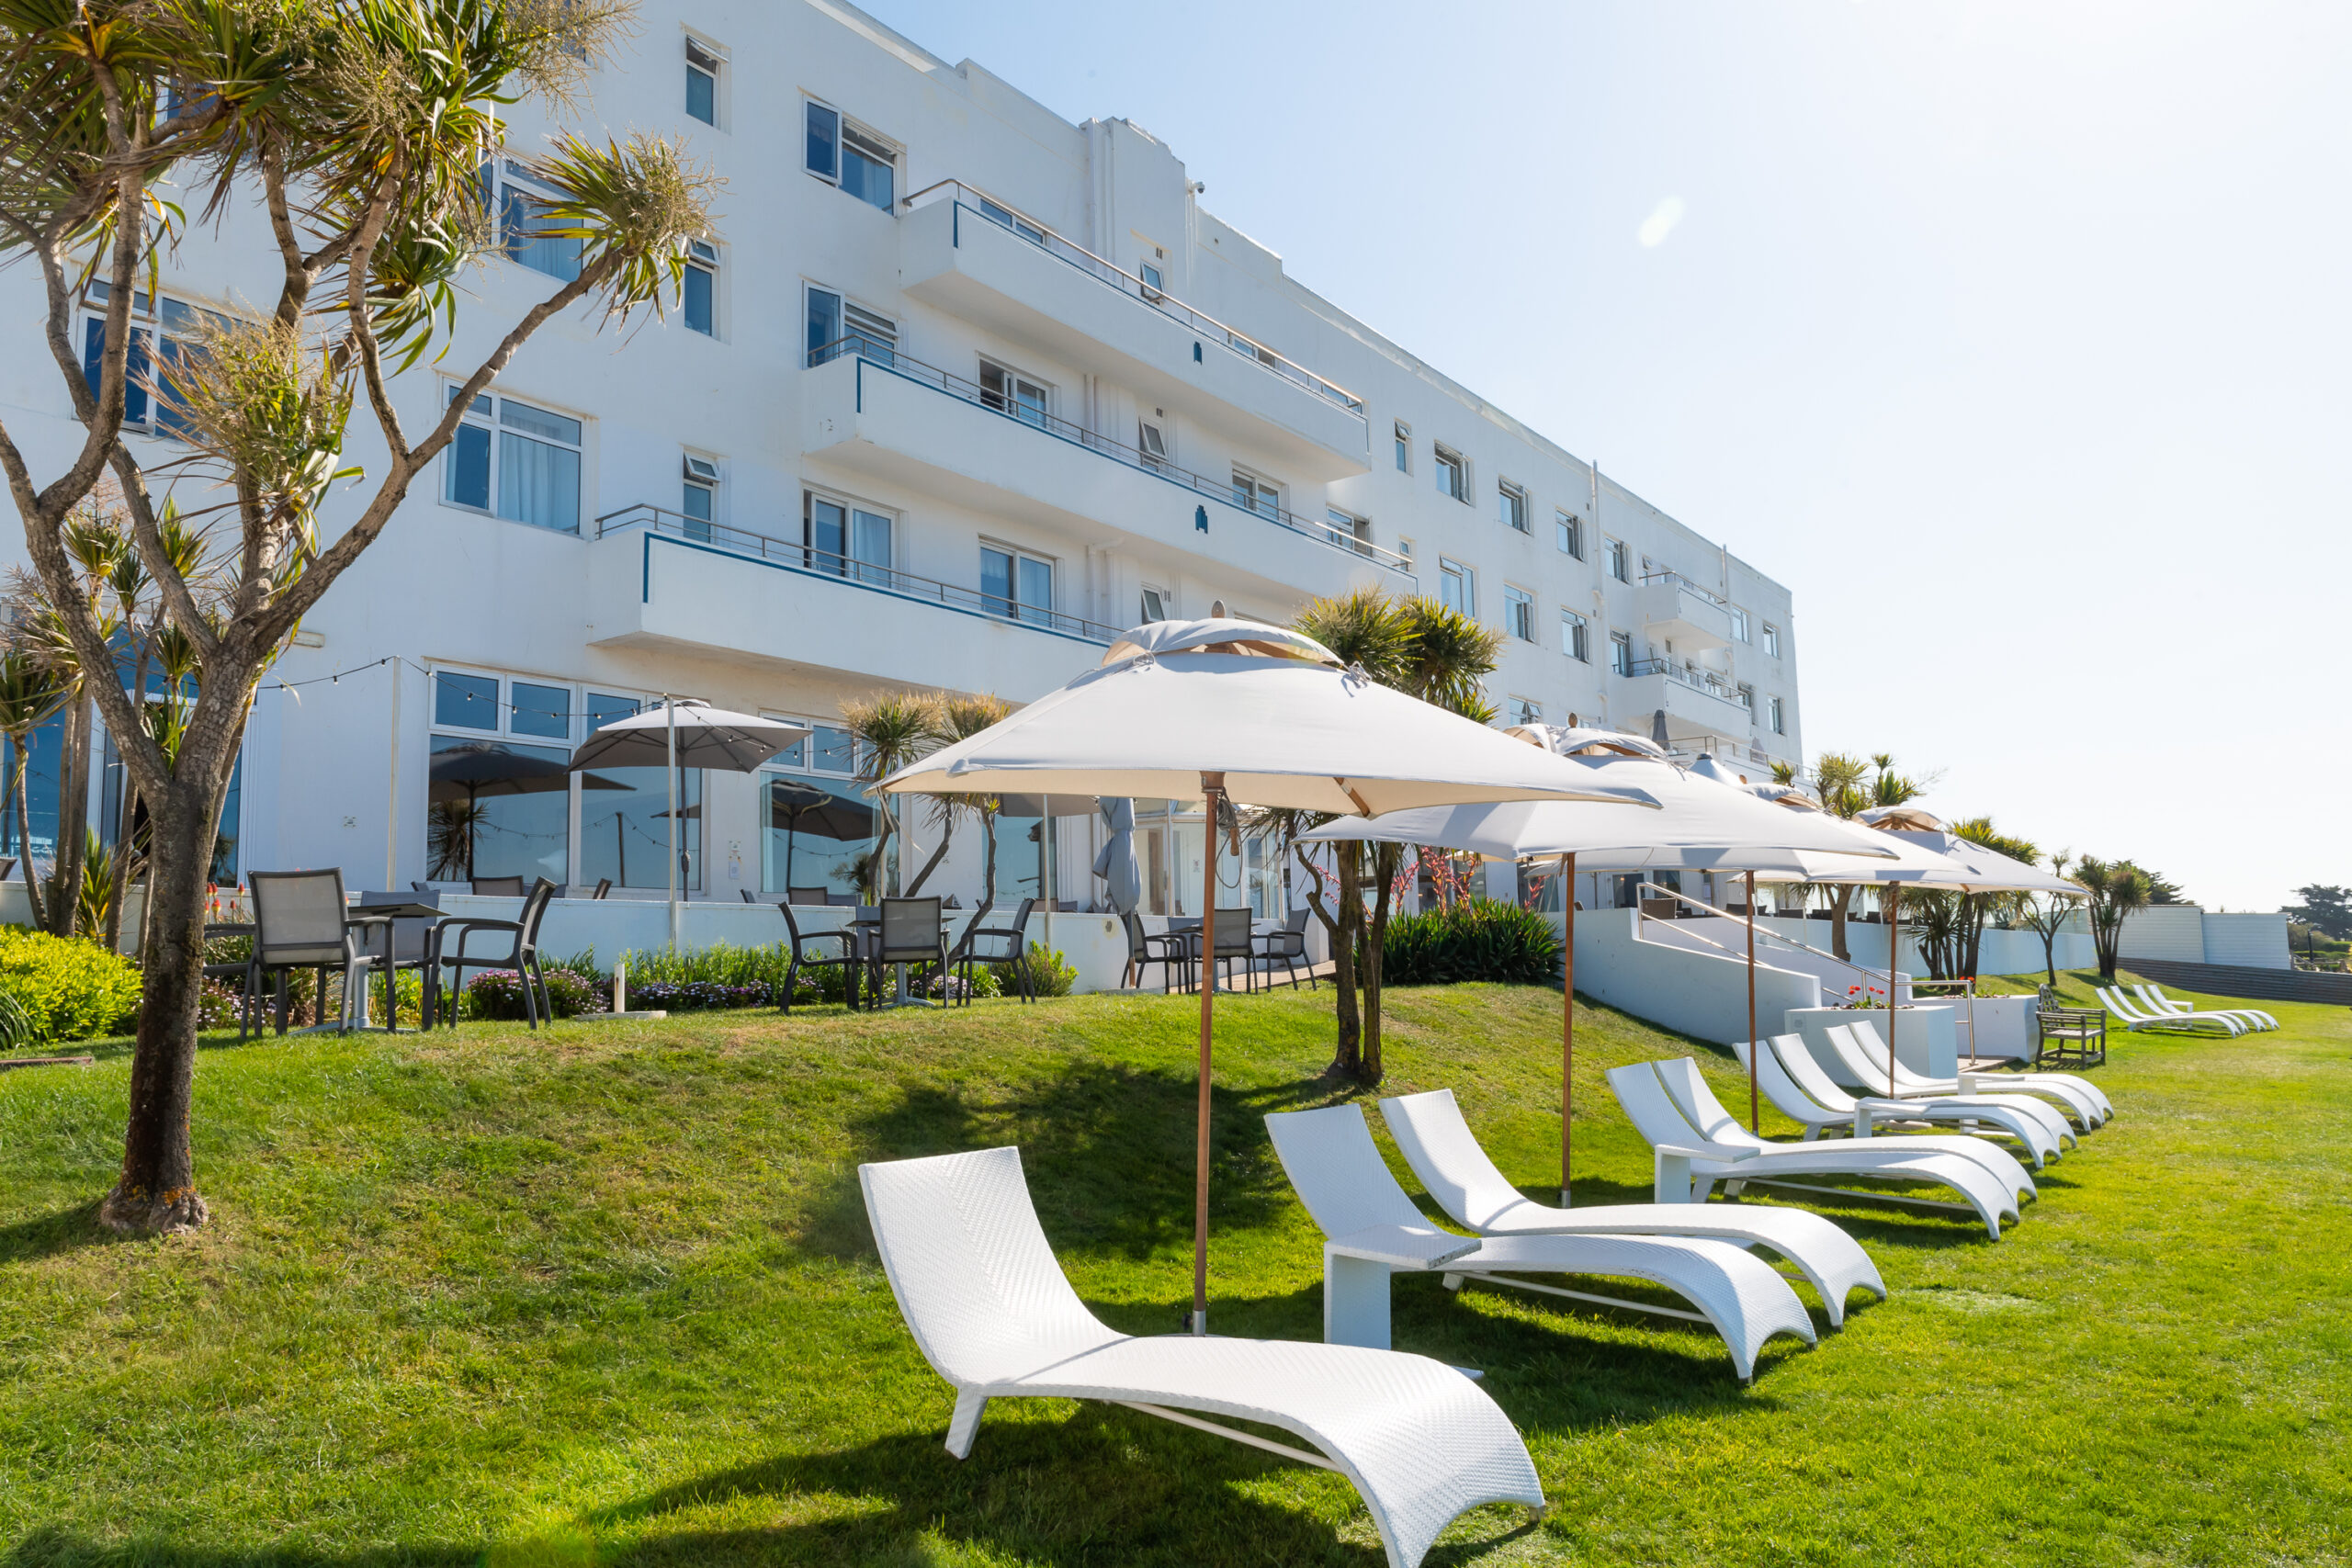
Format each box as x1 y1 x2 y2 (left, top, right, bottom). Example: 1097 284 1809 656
1764 624 1781 659
1508 696 1542 728
1610 631 1633 675
1140 262 1164 301
1437 558 1476 618
1729 607 1750 644
1769 695 1785 736
1498 481 1529 534
760 721 878 897
804 491 892 583
1560 607 1589 662
1555 510 1584 559
684 39 720 126
443 387 582 534
495 160 581 281
1503 584 1534 642
1394 421 1411 473
1604 537 1630 582
980 361 1049 428
804 99 894 212
804 286 896 366
978 195 1047 245
1325 506 1372 556
1230 468 1281 518
1138 421 1170 472
1736 682 1755 713
78 281 231 437
1140 585 1168 623
1434 445 1466 502
1398 536 1414 566
683 239 718 336
981 543 1055 625
682 455 718 542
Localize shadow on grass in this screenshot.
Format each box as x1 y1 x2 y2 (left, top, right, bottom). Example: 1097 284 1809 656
2 1529 476 1567
0 1200 131 1265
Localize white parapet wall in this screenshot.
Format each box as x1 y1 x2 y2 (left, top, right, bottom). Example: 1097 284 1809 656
1556 908 1822 1047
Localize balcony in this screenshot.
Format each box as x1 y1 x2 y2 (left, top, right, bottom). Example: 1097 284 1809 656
800 346 1408 603
899 182 1371 479
583 506 1113 702
1615 658 1753 743
1632 570 1734 650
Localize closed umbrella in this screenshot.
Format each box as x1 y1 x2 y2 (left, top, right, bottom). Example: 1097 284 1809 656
1093 797 1142 915
570 700 811 948
883 616 1659 1334
1651 708 1671 750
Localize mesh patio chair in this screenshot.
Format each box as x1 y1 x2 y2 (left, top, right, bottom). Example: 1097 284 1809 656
244 868 368 1040
1121 910 1187 993
1256 907 1314 990
953 898 1035 1002
470 875 526 897
777 898 863 1014
873 897 949 1008
1206 906 1256 993
436 878 559 1029
786 886 829 906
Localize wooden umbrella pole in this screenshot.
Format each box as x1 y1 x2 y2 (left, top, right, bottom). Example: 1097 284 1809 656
1885 885 1901 1098
1560 850 1575 1205
1746 868 1759 1133
1192 773 1223 1337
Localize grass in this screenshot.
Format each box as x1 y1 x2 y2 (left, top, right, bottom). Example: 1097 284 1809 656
0 969 2345 1566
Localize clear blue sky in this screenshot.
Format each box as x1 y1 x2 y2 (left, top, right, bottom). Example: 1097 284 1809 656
853 0 2350 912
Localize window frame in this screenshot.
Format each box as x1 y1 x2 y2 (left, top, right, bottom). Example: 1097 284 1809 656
1324 504 1373 557
492 158 583 282
1497 479 1530 534
802 486 896 582
1763 624 1781 659
1507 695 1542 728
1138 418 1170 471
1736 682 1755 713
978 357 1052 427
1729 606 1750 644
1502 583 1535 643
77 280 232 440
1604 537 1631 582
1555 510 1584 559
1433 444 1468 503
1139 583 1170 624
1769 695 1786 736
803 96 897 213
1393 419 1411 473
1437 556 1476 618
683 238 720 337
1560 606 1589 662
439 383 587 535
1229 466 1283 519
684 36 724 128
1609 630 1634 675
979 538 1057 625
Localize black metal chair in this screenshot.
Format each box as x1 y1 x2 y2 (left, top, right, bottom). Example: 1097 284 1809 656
436 877 559 1029
786 886 830 907
1121 910 1187 992
1256 907 1314 990
872 897 950 1007
953 897 1035 1002
777 898 862 1014
1204 906 1256 993
244 868 370 1040
591 878 612 899
470 875 526 897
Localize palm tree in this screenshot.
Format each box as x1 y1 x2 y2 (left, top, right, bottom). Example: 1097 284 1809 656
0 651 66 932
2072 856 2150 979
841 692 943 901
903 693 1011 900
1808 750 1872 960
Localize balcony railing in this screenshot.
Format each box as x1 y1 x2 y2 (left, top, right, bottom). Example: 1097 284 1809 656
594 504 1125 643
1623 657 1742 704
808 337 1410 574
1637 569 1730 608
902 178 1367 417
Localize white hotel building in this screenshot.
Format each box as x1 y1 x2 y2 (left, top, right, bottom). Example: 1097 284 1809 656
0 0 1805 923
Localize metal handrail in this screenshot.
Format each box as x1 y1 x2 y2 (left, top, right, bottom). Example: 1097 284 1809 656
1637 569 1730 608
1623 658 1740 701
901 178 1367 415
807 336 1410 574
593 503 1126 643
1632 879 1905 998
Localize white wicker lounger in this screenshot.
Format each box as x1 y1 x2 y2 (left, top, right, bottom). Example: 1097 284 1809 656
1605 1060 2025 1240
1747 1033 2070 1168
2137 984 2275 1032
1818 1026 2075 1156
1841 1017 2111 1127
2099 986 2241 1035
1264 1105 1815 1382
1376 1088 1885 1328
860 1146 1544 1568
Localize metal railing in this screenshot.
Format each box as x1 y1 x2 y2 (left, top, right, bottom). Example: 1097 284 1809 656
1638 569 1730 608
808 336 1411 574
1623 658 1742 703
594 503 1125 643
902 178 1367 416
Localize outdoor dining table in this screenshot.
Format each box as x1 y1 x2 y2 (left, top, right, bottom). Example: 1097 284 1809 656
348 893 457 1032
847 902 957 1009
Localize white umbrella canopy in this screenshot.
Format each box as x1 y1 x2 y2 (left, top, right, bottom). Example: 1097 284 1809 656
879 617 1659 1335
1871 827 2086 897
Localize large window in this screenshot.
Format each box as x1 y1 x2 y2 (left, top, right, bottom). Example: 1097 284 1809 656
442 387 583 534
982 543 1055 624
1508 696 1541 728
761 718 876 897
805 286 896 365
1561 607 1589 662
1503 584 1534 642
804 99 895 212
980 360 1049 426
683 456 718 542
1438 558 1476 618
1325 505 1372 556
494 159 581 281
1730 607 1750 643
1610 631 1633 675
1434 445 1467 502
1231 468 1281 519
1555 510 1584 559
78 281 231 437
1604 537 1630 582
684 38 720 126
1736 682 1755 713
1498 481 1529 533
805 491 893 583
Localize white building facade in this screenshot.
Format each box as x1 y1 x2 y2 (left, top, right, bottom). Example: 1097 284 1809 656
0 0 1806 921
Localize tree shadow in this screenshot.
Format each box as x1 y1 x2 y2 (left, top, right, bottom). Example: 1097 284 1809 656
2 1529 477 1568
0 1200 133 1265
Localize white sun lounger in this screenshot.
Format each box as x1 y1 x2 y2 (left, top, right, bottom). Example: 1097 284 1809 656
1819 1025 2076 1155
1377 1088 1885 1327
860 1145 1544 1568
2098 986 2241 1035
1605 1058 2027 1240
1749 1032 2070 1168
1264 1104 1815 1382
2137 984 2274 1032
1842 1017 2111 1127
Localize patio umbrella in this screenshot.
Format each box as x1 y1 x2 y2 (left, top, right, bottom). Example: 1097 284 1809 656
571 701 811 948
1303 739 1894 1192
1092 797 1142 914
882 616 1660 1334
1651 708 1671 749
764 778 875 894
428 743 625 879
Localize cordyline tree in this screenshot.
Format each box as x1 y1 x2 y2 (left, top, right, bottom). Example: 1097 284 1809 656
0 0 715 1233
1808 750 1925 961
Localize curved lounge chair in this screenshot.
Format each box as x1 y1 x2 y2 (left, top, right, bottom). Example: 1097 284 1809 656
1820 1026 2075 1155
2136 984 2274 1032
2098 986 2240 1035
1841 1017 2111 1127
1605 1059 2026 1240
1265 1105 1816 1382
860 1145 1543 1568
1749 1033 2070 1168
1378 1088 1885 1327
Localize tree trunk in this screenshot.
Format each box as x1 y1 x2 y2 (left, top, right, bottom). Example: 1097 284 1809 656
1359 841 1402 1086
99 774 220 1235
1327 845 1362 1074
2040 926 2059 987
52 696 88 936
1828 884 1855 962
12 751 49 933
104 787 137 954
902 810 954 896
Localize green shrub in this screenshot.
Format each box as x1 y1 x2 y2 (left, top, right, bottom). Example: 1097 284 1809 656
1381 897 1561 986
0 927 142 1043
992 945 1076 998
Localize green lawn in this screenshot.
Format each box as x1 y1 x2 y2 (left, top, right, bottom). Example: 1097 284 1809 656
0 971 2346 1566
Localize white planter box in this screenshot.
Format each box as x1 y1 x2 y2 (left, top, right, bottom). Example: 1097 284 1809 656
1783 1004 1957 1081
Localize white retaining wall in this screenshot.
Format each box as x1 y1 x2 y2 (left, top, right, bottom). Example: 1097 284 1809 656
1558 908 1822 1047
